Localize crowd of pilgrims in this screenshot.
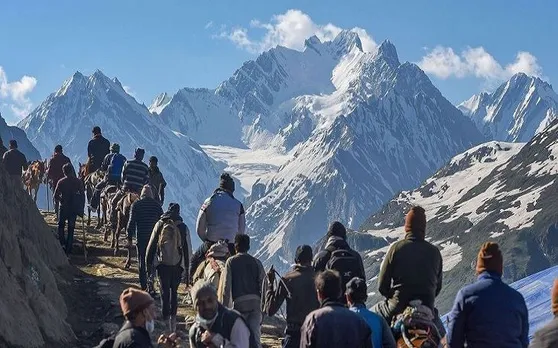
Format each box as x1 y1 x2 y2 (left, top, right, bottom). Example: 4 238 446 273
2 127 558 348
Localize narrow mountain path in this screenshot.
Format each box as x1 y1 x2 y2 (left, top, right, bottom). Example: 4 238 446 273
41 211 284 348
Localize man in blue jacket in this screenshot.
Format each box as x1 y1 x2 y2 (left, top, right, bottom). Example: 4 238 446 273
346 277 396 348
447 242 529 348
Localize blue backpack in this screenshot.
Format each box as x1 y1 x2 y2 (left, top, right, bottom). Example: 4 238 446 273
109 154 126 181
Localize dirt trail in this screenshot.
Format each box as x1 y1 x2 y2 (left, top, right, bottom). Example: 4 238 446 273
42 211 284 348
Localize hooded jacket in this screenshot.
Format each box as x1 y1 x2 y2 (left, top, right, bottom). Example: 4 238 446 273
87 134 110 172
447 271 529 348
313 236 365 278
376 230 442 313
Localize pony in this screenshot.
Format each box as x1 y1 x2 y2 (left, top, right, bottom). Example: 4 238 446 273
22 160 46 203
101 185 119 242
113 191 139 258
78 162 105 226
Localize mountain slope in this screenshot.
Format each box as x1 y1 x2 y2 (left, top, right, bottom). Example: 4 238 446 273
18 70 219 228
0 112 41 161
459 73 558 142
245 39 485 270
360 119 558 312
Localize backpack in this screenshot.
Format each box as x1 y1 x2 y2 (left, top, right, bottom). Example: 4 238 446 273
392 300 441 348
325 247 362 288
70 180 86 218
109 154 125 181
157 219 182 266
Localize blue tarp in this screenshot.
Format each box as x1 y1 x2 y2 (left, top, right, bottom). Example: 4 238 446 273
443 265 558 339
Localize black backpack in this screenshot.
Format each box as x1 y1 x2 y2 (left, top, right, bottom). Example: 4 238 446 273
70 180 86 217
325 247 362 288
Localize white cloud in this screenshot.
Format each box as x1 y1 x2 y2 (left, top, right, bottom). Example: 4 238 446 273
219 9 377 54
204 21 214 29
418 46 544 83
0 66 37 120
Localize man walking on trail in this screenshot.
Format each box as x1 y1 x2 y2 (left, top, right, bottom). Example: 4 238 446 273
372 206 446 335
146 203 191 333
346 277 396 348
264 245 319 348
191 172 246 282
313 221 365 302
189 281 253 348
447 242 529 348
122 148 149 194
87 126 110 173
127 185 163 292
300 270 372 348
220 234 265 348
2 139 28 179
47 145 71 215
530 279 558 348
148 156 166 205
54 163 85 255
90 143 126 210
112 287 178 348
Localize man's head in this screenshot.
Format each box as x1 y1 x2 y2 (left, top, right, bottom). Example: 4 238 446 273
326 221 347 240
345 277 367 306
405 206 427 239
315 270 342 302
9 140 17 149
62 163 74 177
295 245 313 266
206 240 230 259
219 172 235 193
234 234 250 253
119 287 156 329
134 148 145 161
476 242 503 276
149 156 158 168
168 202 180 215
110 143 120 154
192 281 219 321
140 185 153 199
92 126 101 136
54 145 63 154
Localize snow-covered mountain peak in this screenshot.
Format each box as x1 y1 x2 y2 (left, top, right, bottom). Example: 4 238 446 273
330 30 363 54
459 74 558 142
149 92 172 115
374 39 400 67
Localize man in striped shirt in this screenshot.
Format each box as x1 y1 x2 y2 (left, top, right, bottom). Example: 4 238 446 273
127 185 163 292
122 148 149 194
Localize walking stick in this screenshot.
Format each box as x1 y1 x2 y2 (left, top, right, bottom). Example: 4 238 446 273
82 216 88 263
46 184 50 212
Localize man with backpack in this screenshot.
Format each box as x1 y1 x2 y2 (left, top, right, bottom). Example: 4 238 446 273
300 270 372 348
264 245 319 348
346 277 396 348
54 163 85 255
146 203 191 333
148 156 166 206
447 242 529 348
90 143 126 211
127 185 163 292
313 221 365 303
46 145 71 216
372 206 445 337
190 240 230 298
220 234 265 348
191 172 246 283
189 281 254 348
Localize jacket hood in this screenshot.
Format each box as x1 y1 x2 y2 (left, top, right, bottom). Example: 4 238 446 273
325 236 349 250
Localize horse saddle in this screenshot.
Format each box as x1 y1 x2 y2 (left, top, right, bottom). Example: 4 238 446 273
101 185 118 198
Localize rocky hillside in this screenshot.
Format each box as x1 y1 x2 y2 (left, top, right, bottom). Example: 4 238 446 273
0 112 41 161
0 166 75 347
358 120 558 312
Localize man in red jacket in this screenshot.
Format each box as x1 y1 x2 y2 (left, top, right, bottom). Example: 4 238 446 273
47 145 71 215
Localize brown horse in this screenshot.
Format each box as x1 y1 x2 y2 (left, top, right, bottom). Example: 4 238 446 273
78 162 105 226
22 160 46 203
113 191 139 258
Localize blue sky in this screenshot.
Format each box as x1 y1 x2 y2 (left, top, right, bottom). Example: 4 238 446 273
1 0 557 125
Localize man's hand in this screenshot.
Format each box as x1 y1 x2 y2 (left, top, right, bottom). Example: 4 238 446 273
201 331 215 345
